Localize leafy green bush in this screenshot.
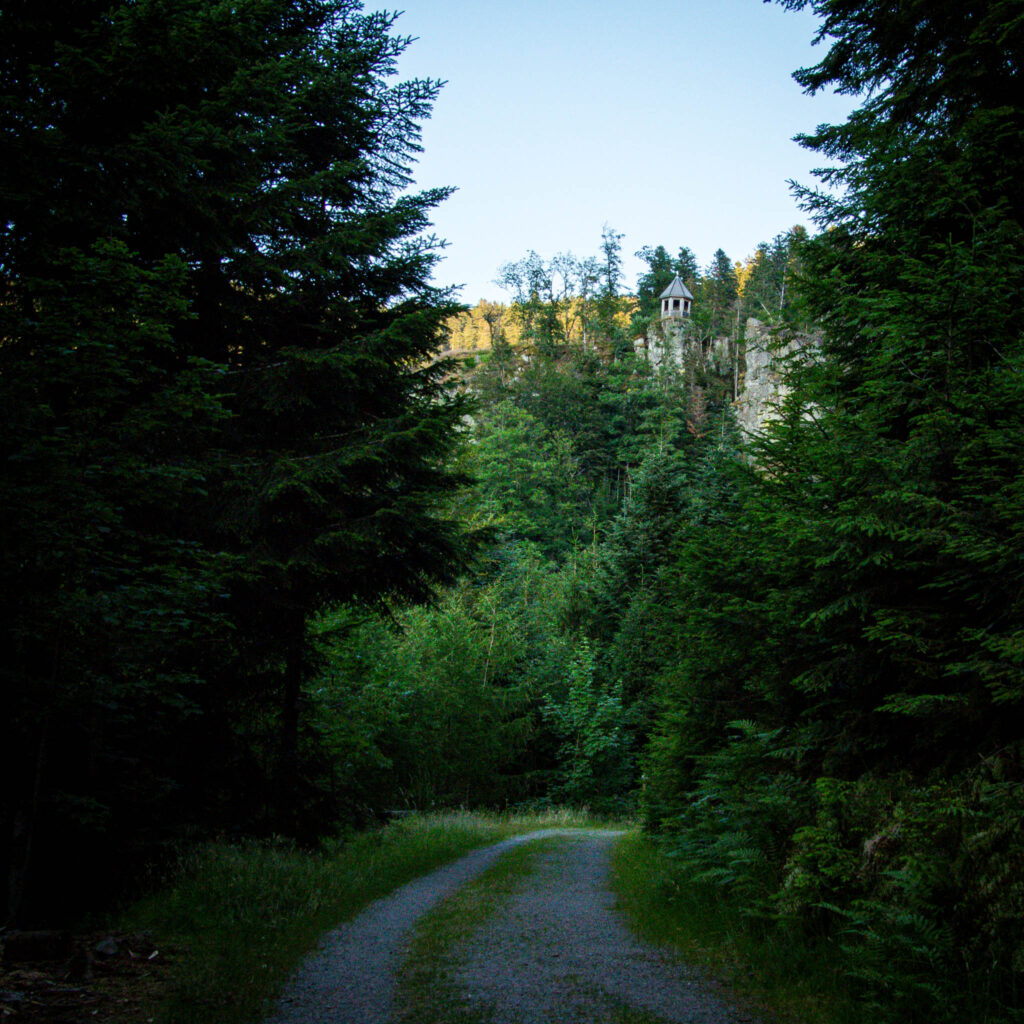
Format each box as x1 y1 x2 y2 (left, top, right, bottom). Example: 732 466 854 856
541 639 634 809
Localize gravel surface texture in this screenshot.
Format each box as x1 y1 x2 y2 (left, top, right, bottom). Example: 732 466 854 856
264 829 761 1024
445 831 757 1024
263 829 590 1024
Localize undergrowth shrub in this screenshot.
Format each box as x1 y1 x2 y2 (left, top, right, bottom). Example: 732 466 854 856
661 720 812 916
657 742 1024 1024
541 639 635 811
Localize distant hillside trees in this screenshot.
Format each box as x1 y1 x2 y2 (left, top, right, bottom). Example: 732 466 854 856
497 228 633 357
444 301 522 353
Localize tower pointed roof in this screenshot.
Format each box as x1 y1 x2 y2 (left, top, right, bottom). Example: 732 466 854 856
660 275 694 300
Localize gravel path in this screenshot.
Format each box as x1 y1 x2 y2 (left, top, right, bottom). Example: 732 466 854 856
443 831 755 1024
264 829 594 1024
264 829 760 1024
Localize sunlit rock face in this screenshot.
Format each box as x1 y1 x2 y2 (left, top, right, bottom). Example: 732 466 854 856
634 319 731 371
734 318 817 438
634 316 818 438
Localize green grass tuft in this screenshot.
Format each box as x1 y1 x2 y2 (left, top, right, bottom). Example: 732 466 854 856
396 837 553 1024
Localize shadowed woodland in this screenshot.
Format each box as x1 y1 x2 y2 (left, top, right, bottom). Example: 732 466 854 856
2 2 1024 1021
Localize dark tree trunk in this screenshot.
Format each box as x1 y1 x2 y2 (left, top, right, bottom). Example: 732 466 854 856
5 720 48 927
277 616 306 834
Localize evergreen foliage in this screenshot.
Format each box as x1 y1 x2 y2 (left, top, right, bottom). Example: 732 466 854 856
739 227 808 325
637 2 1024 1020
6 9 1022 1019
1 0 465 922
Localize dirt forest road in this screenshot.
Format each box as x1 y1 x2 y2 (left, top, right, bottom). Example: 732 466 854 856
265 829 761 1024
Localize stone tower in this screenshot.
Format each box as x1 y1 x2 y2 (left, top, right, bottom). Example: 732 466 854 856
635 274 696 366
659 275 693 322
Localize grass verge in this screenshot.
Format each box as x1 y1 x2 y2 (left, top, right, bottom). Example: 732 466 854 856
610 832 860 1024
119 808 600 1024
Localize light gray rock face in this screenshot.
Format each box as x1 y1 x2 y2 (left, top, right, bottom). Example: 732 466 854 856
636 316 816 440
636 320 731 372
735 318 814 438
634 320 681 369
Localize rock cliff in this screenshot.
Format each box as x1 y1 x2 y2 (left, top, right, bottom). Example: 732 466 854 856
733 318 806 437
637 317 816 440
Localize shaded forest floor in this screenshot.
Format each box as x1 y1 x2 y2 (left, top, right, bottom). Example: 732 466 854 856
0 813 851 1024
393 830 759 1024
0 929 177 1024
1 810 609 1024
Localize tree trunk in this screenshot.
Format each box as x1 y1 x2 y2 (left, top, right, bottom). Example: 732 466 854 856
278 616 306 834
5 719 48 927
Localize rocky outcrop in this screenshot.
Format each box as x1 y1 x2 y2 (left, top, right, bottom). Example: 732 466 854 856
635 320 731 372
633 316 817 439
734 318 815 438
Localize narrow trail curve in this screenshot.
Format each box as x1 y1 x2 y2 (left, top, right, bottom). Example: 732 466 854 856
264 829 760 1024
264 829 606 1024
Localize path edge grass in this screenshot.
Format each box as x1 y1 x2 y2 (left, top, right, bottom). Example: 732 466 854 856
610 831 861 1024
401 831 666 1024
118 808 607 1024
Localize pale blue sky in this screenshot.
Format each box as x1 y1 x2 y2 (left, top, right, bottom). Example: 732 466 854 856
374 0 856 303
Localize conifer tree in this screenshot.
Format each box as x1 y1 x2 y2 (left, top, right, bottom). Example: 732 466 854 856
1 0 465 919
643 2 1024 1015
704 248 739 336
767 0 1024 762
674 247 699 286
633 245 676 325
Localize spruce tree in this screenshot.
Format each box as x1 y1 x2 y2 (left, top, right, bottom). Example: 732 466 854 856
766 0 1024 763
643 2 1024 1015
633 245 676 326
1 0 465 920
704 248 739 336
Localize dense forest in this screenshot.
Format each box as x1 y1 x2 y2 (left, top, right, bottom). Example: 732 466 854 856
2 0 1023 1021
